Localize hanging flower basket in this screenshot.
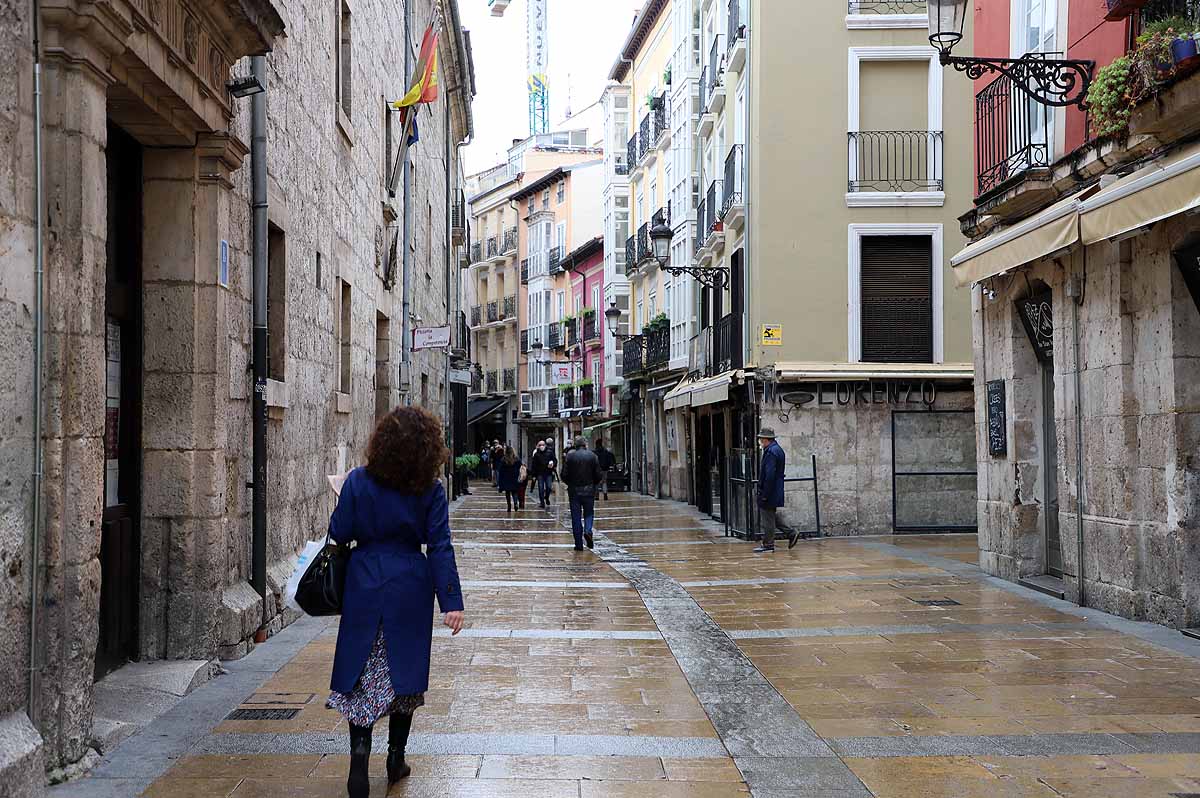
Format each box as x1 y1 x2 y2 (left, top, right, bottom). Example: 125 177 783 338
1104 0 1149 21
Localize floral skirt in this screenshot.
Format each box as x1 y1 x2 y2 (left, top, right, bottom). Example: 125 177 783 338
327 627 425 727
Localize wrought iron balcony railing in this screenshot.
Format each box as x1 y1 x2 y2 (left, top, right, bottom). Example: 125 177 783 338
470 372 482 394
561 388 576 410
728 0 746 46
549 391 560 415
471 305 482 327
583 314 598 341
627 134 638 173
625 235 638 275
623 337 644 376
653 93 668 143
486 370 498 393
520 329 529 354
486 301 499 324
580 384 595 409
847 1 926 13
470 241 482 263
694 198 706 253
699 66 708 117
451 189 466 235
714 312 743 374
706 180 723 237
652 204 670 228
502 368 516 393
502 227 518 254
848 130 944 193
722 144 744 218
520 258 529 284
565 318 579 348
708 35 724 95
645 326 670 369
636 223 651 263
548 323 563 349
975 74 1050 197
548 246 562 273
638 114 651 161
486 236 499 259
503 294 517 320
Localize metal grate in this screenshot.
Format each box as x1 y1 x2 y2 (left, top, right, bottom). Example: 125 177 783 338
911 598 962 607
226 708 301 721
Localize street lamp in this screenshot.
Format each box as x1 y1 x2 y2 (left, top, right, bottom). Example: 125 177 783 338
650 220 672 265
648 220 730 289
927 0 1094 108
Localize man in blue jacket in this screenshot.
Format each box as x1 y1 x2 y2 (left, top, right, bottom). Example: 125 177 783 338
755 427 797 552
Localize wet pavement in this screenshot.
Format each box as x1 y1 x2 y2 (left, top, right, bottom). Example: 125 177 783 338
62 491 1200 797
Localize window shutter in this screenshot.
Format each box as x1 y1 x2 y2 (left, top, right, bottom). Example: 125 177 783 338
860 235 933 363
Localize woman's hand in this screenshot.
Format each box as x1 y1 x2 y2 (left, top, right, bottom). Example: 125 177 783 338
443 611 465 636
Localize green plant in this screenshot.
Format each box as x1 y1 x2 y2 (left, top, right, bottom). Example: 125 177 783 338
663 65 672 86
455 454 481 474
580 306 596 317
576 377 594 387
1087 55 1134 138
1138 17 1196 41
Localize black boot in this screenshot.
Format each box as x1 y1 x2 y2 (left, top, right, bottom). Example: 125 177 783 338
387 713 413 783
347 723 372 798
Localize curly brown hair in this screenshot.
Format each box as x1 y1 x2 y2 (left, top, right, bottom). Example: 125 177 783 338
365 406 448 494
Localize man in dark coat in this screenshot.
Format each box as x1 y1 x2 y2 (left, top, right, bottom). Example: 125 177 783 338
530 440 555 509
755 427 797 552
594 437 616 499
561 436 603 550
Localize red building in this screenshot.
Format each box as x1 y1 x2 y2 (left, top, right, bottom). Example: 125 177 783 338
561 236 610 431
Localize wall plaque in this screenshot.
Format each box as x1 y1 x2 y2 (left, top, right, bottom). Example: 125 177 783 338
986 379 1007 457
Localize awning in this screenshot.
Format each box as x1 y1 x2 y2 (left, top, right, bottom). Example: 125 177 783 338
950 190 1089 288
467 397 507 425
1080 139 1200 245
584 418 624 434
773 362 974 381
662 370 736 409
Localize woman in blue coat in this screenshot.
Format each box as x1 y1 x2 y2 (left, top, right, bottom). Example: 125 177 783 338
495 445 523 512
326 406 466 797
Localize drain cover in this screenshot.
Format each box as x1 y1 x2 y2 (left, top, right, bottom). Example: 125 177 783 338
911 598 962 607
226 708 300 721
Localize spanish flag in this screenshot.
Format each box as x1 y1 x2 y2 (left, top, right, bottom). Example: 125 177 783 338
392 25 440 109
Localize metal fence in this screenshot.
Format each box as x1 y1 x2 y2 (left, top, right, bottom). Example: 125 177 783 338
848 130 944 193
975 73 1051 197
726 451 822 541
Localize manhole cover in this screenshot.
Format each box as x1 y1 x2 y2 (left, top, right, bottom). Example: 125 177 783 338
911 598 962 607
226 708 300 721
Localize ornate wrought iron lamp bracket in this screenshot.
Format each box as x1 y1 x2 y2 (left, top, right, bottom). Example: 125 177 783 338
940 51 1095 108
664 264 729 289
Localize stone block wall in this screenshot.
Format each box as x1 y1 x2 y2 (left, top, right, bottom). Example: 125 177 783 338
766 387 976 536
974 215 1200 627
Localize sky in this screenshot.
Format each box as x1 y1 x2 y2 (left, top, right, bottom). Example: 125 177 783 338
458 0 645 175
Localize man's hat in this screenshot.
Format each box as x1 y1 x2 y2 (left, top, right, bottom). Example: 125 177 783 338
757 427 777 440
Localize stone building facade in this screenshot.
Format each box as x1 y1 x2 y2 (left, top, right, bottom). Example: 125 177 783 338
0 0 473 791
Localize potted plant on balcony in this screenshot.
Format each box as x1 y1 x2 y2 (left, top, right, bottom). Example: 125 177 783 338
580 307 596 318
1141 17 1200 73
648 312 670 333
1087 55 1134 138
663 65 672 87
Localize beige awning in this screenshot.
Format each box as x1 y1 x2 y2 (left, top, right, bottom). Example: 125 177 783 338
662 371 737 409
1080 140 1200 245
773 362 974 381
950 191 1086 288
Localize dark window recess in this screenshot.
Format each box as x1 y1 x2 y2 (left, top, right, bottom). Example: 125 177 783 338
226 708 301 721
700 286 711 330
730 248 745 314
267 223 287 382
860 235 933 363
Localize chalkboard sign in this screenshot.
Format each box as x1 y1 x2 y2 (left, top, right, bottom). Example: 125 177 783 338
986 380 1007 457
1016 290 1054 364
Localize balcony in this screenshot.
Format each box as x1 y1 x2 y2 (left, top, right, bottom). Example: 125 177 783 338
502 368 516 393
627 134 639 175
548 246 563 274
580 384 595 410
470 241 483 265
645 326 670 370
636 222 651 264
502 294 517 322
638 114 652 164
698 67 713 137
848 130 944 204
727 0 747 72
623 337 645 377
560 387 576 412
486 236 500 260
470 372 482 395
520 258 529 284
625 235 638 277
486 370 498 393
548 322 563 349
583 314 599 342
653 92 669 147
520 329 529 354
470 304 482 328
565 318 579 348
975 73 1051 201
486 300 499 324
705 180 724 249
713 312 743 375
502 227 518 255
451 189 466 246
847 1 928 14
694 198 707 255
549 391 560 416
706 35 725 115
722 144 745 229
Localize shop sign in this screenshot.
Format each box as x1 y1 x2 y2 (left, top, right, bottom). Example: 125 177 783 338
449 367 473 385
986 379 1007 456
780 380 938 409
413 326 451 350
551 363 573 386
1016 291 1053 364
761 324 782 346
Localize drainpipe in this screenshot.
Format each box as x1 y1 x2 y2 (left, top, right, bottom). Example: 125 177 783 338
1067 236 1087 608
29 0 45 723
250 55 268 632
400 0 414 406
444 99 452 476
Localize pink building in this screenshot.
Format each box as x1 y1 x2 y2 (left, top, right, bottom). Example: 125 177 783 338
563 237 608 422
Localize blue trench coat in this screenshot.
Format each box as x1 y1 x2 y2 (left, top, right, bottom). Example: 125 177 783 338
328 468 464 697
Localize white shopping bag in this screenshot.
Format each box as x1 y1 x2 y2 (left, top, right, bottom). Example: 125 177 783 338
284 539 325 613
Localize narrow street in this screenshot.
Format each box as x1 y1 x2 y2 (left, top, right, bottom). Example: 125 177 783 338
66 490 1200 798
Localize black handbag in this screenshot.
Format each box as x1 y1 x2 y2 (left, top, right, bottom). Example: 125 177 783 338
295 533 349 616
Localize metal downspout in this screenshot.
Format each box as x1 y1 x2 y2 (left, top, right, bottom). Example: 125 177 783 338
1070 227 1087 608
250 55 269 631
29 0 45 722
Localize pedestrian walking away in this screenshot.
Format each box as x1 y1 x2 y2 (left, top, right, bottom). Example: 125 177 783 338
491 440 504 492
496 446 524 512
545 437 560 501
326 406 466 798
530 440 555 508
755 427 797 553
561 436 603 550
593 437 615 500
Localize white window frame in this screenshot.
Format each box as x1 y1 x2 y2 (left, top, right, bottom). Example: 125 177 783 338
847 223 944 364
846 47 944 208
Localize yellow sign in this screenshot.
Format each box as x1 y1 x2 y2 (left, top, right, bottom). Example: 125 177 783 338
761 324 783 346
